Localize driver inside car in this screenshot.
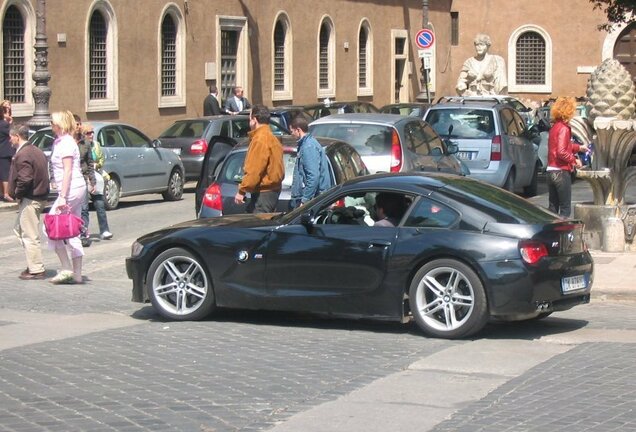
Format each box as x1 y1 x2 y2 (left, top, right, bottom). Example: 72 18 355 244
374 193 408 227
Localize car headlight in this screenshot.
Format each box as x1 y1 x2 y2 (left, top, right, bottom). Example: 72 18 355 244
130 241 144 258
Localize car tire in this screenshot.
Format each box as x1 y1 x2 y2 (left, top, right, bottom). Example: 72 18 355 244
147 247 215 321
503 169 515 193
409 259 488 339
523 163 539 197
104 176 121 210
162 169 184 201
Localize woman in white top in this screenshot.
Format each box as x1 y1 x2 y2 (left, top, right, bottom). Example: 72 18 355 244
48 110 87 284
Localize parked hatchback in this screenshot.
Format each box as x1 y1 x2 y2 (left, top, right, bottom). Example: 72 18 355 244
424 100 540 195
29 122 185 209
157 115 289 181
196 136 368 218
309 113 465 176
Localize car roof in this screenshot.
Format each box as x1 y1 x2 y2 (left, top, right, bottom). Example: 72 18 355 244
173 115 246 122
32 121 141 133
309 113 409 126
229 135 352 153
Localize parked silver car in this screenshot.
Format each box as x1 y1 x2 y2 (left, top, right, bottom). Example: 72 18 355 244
424 100 540 195
29 122 185 209
309 113 465 176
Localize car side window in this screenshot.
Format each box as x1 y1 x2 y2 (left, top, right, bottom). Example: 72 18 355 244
511 111 527 134
404 122 430 156
233 119 250 138
99 128 126 148
313 191 412 227
219 120 230 137
404 198 458 228
500 109 520 136
422 123 445 156
122 126 151 148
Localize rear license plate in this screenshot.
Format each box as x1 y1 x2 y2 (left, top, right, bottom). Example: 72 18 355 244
562 274 588 293
171 148 181 156
457 151 475 160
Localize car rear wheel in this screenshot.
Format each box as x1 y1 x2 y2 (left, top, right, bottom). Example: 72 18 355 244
523 163 539 197
503 169 515 193
409 259 488 339
104 176 121 210
147 248 215 321
162 169 184 201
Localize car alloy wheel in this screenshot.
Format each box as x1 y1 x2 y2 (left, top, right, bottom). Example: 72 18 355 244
147 248 215 320
104 177 121 210
409 259 488 339
162 169 184 201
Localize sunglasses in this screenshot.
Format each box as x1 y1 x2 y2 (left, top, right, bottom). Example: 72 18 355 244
85 131 94 135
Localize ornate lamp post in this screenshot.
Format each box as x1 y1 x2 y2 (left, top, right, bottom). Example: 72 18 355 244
415 0 431 103
28 0 51 129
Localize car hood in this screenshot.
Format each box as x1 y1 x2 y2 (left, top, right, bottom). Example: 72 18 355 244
173 213 285 230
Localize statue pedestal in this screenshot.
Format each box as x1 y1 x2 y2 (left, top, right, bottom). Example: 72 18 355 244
575 169 611 206
574 203 628 251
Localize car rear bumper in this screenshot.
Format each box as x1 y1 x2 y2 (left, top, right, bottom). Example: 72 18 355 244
466 162 509 188
180 156 204 180
481 255 594 320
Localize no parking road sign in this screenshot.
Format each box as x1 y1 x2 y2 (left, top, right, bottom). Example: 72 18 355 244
415 29 435 49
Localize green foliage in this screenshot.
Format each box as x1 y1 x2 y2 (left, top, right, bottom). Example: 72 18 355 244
591 0 636 30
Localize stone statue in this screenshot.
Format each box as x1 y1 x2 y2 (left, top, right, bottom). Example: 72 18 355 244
456 33 507 96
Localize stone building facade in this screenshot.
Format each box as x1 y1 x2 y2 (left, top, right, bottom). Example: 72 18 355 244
0 0 630 135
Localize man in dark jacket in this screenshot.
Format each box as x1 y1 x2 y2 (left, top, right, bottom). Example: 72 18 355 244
8 124 50 279
203 85 223 116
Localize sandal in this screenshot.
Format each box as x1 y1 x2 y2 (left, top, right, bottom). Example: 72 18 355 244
50 270 75 285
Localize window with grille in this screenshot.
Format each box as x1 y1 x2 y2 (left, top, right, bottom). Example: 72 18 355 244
274 21 286 91
451 12 459 46
221 30 238 101
2 6 25 103
161 15 176 97
319 22 331 89
515 31 545 85
358 26 368 88
89 11 107 100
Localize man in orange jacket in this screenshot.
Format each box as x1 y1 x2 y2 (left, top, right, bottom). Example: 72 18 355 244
234 104 284 213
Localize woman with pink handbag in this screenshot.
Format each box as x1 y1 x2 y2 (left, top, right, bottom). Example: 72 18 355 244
47 110 87 284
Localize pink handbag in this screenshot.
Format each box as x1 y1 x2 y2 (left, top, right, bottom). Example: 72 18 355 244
44 212 84 240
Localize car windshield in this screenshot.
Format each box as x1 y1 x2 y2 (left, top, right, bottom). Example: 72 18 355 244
310 124 392 157
217 151 297 188
159 121 207 138
426 109 495 139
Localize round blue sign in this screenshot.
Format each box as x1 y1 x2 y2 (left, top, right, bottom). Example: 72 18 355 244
415 29 435 49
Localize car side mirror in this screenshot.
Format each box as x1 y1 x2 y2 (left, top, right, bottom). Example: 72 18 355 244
445 142 459 154
151 139 161 148
300 212 313 226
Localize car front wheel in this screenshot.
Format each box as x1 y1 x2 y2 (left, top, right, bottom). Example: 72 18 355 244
162 169 184 201
104 176 121 210
147 248 215 321
409 259 488 339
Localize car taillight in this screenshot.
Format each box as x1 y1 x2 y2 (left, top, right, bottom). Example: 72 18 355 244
519 240 548 265
202 182 222 211
490 135 502 161
390 129 402 172
190 139 208 155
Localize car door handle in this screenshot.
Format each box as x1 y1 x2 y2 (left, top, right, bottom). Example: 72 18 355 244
369 240 391 248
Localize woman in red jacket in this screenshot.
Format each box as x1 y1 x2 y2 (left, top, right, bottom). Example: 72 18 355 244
546 97 588 217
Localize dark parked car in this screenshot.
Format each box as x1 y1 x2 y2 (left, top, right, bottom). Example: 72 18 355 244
269 106 315 131
157 115 290 181
29 122 184 210
195 135 368 217
304 101 379 119
380 103 430 117
127 172 593 339
309 113 466 176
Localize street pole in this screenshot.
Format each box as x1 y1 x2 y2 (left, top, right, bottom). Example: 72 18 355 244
416 0 431 103
28 0 51 129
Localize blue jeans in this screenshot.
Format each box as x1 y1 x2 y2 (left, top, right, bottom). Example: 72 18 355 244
81 191 110 235
547 170 572 218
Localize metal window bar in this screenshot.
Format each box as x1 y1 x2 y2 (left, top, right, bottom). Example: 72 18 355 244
274 21 285 92
515 31 545 85
89 12 108 100
319 23 330 89
358 28 368 88
450 12 459 46
220 30 238 101
161 15 177 97
2 6 25 103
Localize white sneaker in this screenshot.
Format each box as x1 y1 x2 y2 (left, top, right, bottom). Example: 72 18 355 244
100 231 113 240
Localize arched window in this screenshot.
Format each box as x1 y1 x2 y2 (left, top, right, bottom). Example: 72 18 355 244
317 17 335 97
2 5 25 103
272 12 292 100
158 4 185 107
508 25 552 93
1 1 34 117
358 19 373 96
86 1 118 112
